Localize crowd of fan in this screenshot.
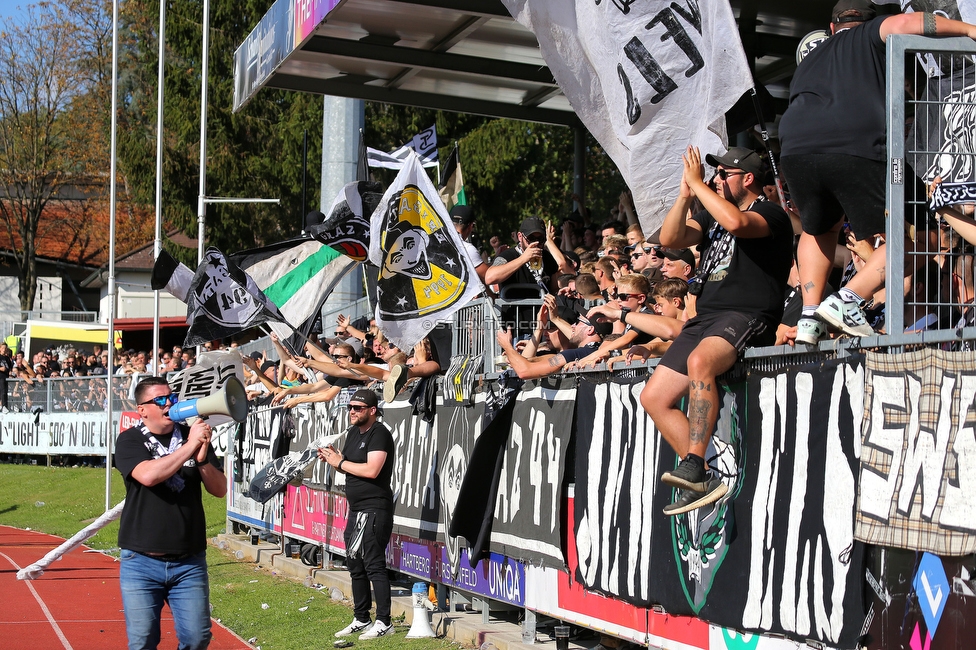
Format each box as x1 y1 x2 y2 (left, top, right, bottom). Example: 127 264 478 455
0 342 210 413
483 196 976 380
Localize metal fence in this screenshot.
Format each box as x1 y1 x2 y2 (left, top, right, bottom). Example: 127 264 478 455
20 311 98 322
884 35 976 348
5 374 143 414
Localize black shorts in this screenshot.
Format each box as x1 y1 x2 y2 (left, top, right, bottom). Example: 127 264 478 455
658 311 771 376
780 153 933 239
426 322 453 373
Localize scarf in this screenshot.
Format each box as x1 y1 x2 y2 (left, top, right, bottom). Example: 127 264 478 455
138 422 186 492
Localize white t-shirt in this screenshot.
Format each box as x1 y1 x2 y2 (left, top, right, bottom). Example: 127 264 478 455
461 240 484 270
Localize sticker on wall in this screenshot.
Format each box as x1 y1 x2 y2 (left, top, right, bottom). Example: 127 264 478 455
913 552 949 638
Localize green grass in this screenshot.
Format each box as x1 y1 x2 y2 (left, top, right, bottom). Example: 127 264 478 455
0 464 461 650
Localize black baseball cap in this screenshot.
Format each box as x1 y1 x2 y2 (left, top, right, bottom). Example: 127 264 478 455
450 205 475 225
659 247 697 272
832 0 876 24
349 389 378 408
705 147 764 176
575 307 614 337
519 216 546 237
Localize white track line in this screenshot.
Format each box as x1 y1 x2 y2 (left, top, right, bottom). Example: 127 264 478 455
0 550 74 650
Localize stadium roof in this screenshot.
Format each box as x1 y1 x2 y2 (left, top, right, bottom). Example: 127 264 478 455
234 0 852 125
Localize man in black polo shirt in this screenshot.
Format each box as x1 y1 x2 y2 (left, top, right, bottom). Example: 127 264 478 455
641 145 793 516
114 376 225 650
318 389 396 640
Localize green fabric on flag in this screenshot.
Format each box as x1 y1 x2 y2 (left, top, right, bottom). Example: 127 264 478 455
262 244 340 308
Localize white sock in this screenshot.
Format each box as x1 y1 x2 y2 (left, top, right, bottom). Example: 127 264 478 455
837 287 864 304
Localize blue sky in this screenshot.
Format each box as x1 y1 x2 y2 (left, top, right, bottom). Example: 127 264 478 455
0 1 31 28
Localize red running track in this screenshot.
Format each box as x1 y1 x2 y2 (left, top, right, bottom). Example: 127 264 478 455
0 526 251 649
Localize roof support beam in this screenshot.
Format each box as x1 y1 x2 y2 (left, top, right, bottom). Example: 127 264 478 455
383 0 512 18
385 15 491 89
303 35 556 85
268 74 581 127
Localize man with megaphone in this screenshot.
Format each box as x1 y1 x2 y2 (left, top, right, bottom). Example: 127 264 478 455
114 376 228 650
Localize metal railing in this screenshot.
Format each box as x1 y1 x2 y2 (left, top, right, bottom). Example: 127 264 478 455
885 35 976 347
321 296 372 333
451 297 499 374
20 310 99 322
6 374 142 414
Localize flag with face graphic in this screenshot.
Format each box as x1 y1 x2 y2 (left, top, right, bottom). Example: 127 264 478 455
368 151 484 351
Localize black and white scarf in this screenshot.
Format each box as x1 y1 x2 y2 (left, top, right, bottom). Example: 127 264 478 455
691 195 766 291
515 244 547 290
139 422 186 492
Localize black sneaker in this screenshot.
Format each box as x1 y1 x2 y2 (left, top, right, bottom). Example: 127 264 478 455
661 457 709 492
663 478 728 516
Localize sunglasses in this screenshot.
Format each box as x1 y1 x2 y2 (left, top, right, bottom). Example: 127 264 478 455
526 234 545 244
616 293 639 301
347 404 370 412
716 169 747 180
139 394 179 408
334 354 352 360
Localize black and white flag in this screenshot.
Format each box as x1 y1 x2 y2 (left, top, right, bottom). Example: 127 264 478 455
366 124 438 170
151 250 194 306
501 0 753 235
183 247 289 347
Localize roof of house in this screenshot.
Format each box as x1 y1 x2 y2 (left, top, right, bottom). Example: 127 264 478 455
115 230 199 271
0 198 156 269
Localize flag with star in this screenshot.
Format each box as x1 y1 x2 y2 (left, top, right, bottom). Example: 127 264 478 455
368 150 484 352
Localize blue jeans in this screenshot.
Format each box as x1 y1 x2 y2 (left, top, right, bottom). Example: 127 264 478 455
119 549 212 650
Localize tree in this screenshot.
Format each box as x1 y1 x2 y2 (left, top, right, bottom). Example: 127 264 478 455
117 0 326 264
365 105 628 252
0 2 107 312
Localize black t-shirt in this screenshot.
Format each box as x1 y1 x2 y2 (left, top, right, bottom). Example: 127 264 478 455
491 247 559 295
342 421 394 512
624 307 655 344
329 376 364 389
692 201 794 327
492 248 558 335
114 424 220 555
559 342 600 363
0 354 12 378
779 17 887 160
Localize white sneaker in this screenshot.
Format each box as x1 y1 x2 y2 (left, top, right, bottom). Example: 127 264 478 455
335 618 371 638
794 317 827 346
383 364 408 402
359 620 395 639
815 293 875 337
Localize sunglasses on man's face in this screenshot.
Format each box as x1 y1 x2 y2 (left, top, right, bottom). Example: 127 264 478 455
616 293 640 301
716 169 746 180
348 404 370 412
139 394 179 408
